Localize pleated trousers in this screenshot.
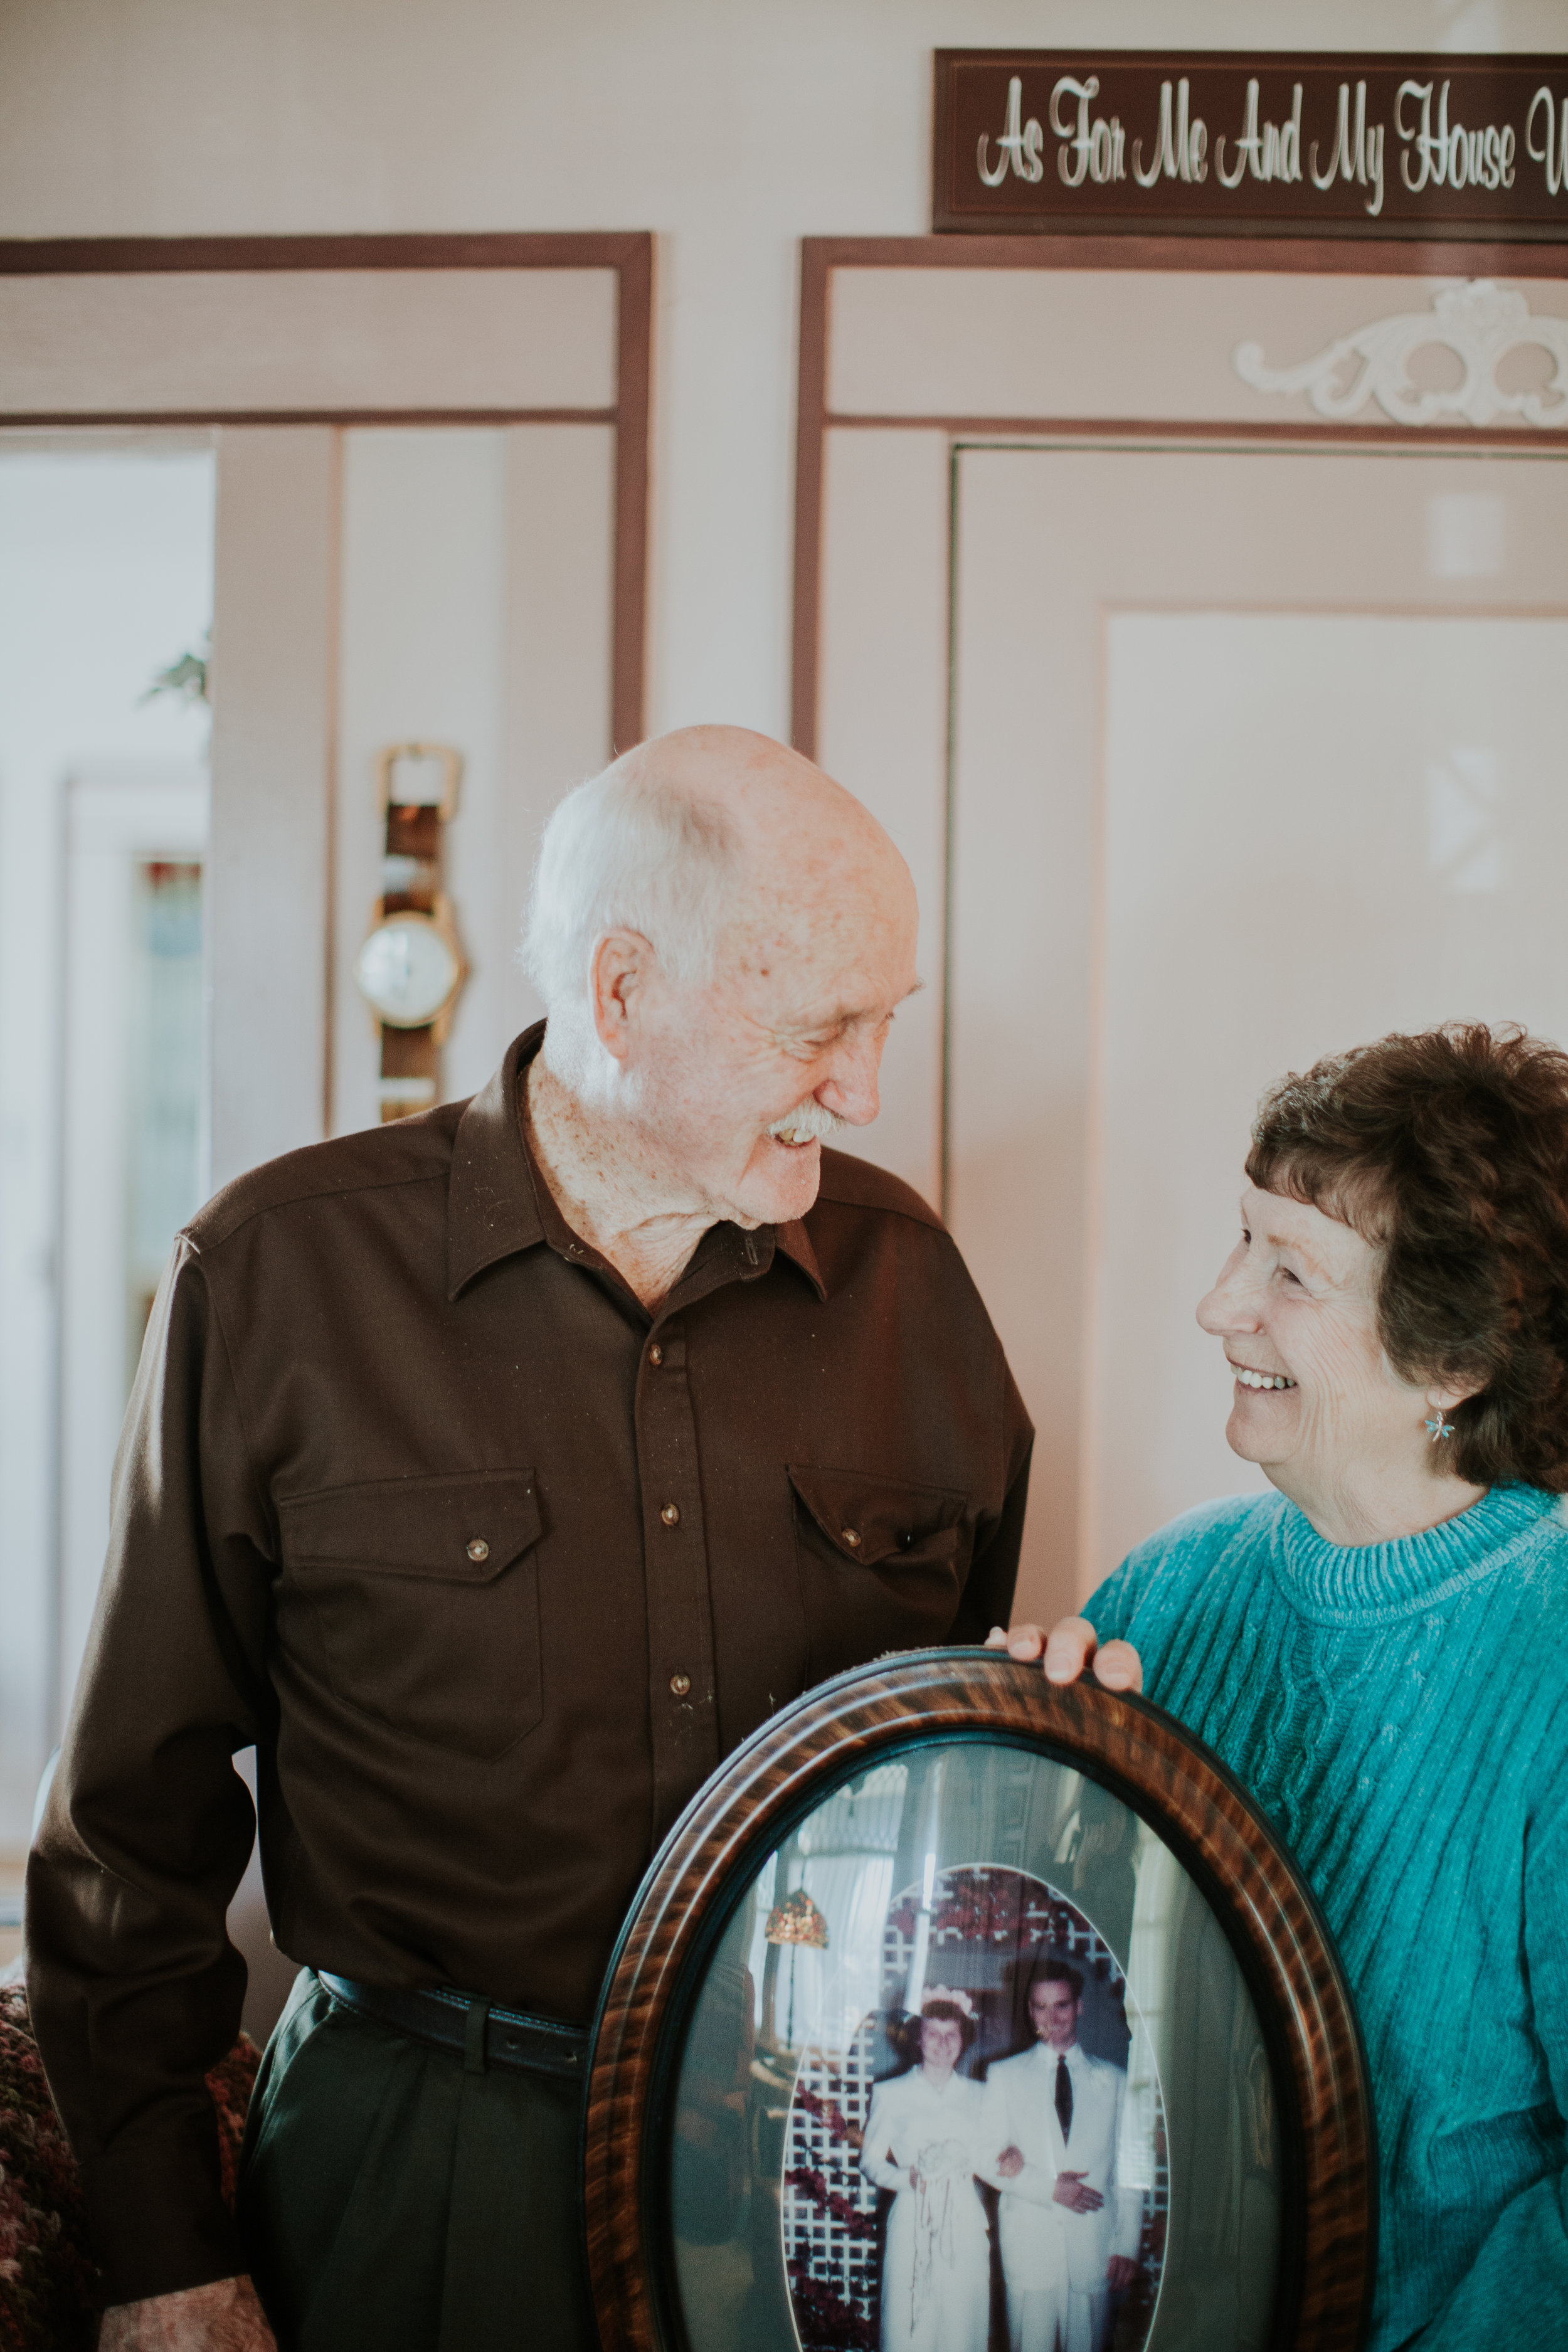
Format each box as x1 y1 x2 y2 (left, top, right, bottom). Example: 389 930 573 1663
237 1970 598 2352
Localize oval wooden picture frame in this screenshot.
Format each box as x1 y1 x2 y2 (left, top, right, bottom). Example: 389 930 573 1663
585 1648 1375 2352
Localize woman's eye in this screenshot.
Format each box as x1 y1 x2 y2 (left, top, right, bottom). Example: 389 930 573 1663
1281 1268 1301 1286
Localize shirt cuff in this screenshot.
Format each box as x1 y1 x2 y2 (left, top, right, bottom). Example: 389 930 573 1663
82 2112 246 2307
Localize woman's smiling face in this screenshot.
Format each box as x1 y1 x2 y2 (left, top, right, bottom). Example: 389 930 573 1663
1197 1182 1444 1515
919 2015 965 2073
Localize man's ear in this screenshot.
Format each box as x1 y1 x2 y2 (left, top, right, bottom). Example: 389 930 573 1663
590 930 655 1062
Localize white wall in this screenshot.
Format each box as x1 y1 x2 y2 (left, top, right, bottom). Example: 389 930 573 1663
0 0 1554 753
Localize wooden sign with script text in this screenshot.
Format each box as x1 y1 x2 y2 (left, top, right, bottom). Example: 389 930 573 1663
933 51 1568 240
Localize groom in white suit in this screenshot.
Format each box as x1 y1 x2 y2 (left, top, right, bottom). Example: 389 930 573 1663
978 1963 1142 2352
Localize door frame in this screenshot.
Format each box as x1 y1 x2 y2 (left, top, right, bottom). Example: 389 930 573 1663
791 228 1568 1618
791 229 1568 761
0 237 652 1768
0 231 652 749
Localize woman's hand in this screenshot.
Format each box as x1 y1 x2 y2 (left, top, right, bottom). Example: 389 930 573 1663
985 1616 1143 1693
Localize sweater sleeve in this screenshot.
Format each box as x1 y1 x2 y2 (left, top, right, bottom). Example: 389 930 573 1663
23 1238 276 2306
1407 1737 1568 2349
1083 1493 1271 1652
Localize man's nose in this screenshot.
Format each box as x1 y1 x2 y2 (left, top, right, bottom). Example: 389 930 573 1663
819 1032 882 1128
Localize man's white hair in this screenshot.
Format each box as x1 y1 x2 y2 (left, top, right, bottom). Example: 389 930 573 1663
522 761 740 1017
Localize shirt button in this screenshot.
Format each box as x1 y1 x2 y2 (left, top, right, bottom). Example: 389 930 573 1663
649 1343 664 1367
660 1502 681 1527
467 1539 490 1562
669 1671 692 1697
841 1527 861 1548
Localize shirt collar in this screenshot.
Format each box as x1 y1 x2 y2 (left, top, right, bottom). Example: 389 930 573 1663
447 1027 546 1300
1034 2038 1084 2067
447 1022 828 1305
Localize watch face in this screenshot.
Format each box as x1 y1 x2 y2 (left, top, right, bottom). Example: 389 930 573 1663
355 913 462 1027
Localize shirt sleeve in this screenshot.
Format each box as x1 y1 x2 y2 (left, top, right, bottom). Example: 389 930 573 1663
951 1365 1033 1643
1407 1733 1568 2348
24 1236 276 2306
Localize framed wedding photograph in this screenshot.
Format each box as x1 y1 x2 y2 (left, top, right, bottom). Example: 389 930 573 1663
585 1651 1375 2352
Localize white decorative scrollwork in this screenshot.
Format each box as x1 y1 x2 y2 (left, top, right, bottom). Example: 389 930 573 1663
1233 280 1568 426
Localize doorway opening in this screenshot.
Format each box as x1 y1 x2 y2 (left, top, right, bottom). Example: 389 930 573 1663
0 438 213 1915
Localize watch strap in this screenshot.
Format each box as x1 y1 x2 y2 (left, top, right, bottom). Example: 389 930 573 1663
379 1020 438 1121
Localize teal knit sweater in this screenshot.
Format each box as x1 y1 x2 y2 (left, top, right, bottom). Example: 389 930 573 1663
1084 1481 1568 2351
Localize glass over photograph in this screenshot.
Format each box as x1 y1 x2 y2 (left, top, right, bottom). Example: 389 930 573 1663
669 1739 1281 2352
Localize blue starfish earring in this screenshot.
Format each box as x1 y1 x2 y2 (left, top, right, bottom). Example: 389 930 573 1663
1425 1411 1456 1442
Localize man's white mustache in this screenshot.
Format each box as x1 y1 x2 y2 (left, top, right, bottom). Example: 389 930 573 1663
766 1099 849 1145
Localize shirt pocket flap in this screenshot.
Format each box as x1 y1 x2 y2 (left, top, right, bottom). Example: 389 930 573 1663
278 1470 541 1584
787 1465 967 1568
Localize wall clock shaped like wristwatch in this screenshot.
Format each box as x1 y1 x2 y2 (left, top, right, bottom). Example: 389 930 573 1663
355 741 468 1122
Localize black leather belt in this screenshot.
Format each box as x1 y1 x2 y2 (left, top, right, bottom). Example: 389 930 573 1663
319 1972 590 2082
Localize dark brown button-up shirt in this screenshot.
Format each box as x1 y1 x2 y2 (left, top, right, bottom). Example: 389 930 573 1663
26 1025 1032 2303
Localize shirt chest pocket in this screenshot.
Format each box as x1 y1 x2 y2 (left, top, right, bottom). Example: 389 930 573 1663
787 1463 971 1684
278 1469 543 1761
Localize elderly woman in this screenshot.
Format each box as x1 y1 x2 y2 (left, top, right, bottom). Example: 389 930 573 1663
995 1024 1568 2351
861 1989 992 2352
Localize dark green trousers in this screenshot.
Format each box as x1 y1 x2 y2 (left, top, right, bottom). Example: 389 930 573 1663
237 1971 598 2352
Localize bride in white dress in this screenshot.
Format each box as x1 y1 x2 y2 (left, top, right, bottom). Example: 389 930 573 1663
861 1989 993 2352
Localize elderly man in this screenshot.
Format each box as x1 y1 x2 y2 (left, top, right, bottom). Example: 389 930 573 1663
27 728 1032 2352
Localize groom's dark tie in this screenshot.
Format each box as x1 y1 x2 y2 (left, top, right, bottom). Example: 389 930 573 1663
1055 2053 1073 2143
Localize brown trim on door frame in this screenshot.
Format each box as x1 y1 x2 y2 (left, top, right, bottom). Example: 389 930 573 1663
0 231 654 750
827 416 1568 444
792 231 1568 757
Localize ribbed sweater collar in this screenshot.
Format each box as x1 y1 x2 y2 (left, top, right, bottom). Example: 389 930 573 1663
1271 1483 1559 1626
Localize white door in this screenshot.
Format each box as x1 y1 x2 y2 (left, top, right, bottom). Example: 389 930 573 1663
59 762 209 1721
946 442 1568 1619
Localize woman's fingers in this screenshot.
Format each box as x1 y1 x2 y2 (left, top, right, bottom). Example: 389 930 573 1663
987 1618 1147 1693
987 1616 1145 1694
1093 1637 1144 1694
1042 1616 1098 1682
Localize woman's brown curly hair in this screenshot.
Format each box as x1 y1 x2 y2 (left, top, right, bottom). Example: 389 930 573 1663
1246 1023 1568 1492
